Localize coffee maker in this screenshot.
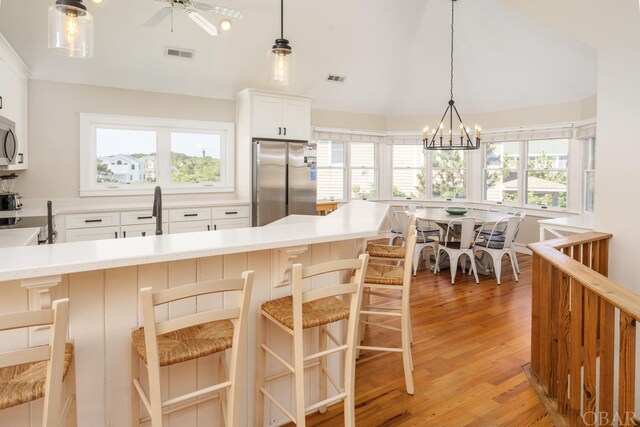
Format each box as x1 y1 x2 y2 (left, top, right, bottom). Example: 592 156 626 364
0 173 21 211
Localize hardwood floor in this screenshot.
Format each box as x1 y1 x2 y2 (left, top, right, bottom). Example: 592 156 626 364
298 254 550 426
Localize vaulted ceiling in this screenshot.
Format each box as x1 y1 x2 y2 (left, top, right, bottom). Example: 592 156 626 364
0 0 597 115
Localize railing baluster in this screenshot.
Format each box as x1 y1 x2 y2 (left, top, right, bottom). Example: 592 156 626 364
556 270 570 414
619 312 636 426
583 289 598 418
531 253 541 376
597 238 609 277
569 278 583 425
549 265 560 398
581 242 591 268
539 259 553 394
599 300 615 426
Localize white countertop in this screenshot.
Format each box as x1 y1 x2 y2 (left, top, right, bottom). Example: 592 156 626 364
264 214 325 227
538 213 595 229
0 228 40 248
0 201 389 281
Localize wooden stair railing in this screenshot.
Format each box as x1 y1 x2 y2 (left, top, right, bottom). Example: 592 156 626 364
527 232 638 426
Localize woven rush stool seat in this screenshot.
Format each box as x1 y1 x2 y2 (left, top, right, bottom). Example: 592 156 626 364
0 342 73 410
261 296 350 330
364 263 404 286
366 243 405 259
131 320 234 367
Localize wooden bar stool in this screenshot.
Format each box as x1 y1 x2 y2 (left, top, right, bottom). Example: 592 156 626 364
358 224 418 395
130 271 254 427
255 254 369 427
0 298 76 427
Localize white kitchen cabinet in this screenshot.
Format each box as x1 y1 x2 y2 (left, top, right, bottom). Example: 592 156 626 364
121 209 168 226
66 226 121 242
281 98 311 140
244 90 311 141
169 220 212 234
0 33 30 170
168 207 212 223
66 211 121 229
122 223 168 238
213 218 251 230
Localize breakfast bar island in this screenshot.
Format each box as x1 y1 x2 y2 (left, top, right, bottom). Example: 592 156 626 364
0 201 390 427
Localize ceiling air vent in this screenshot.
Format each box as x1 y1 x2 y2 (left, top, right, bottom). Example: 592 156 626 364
327 74 346 83
165 47 195 60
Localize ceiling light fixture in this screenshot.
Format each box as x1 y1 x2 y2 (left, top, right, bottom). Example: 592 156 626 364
267 0 295 86
48 0 94 58
220 19 231 31
423 0 480 151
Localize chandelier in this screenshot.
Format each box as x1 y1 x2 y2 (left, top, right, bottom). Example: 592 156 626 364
423 0 480 151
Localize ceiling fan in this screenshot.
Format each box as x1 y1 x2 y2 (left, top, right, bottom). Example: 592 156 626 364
144 0 243 36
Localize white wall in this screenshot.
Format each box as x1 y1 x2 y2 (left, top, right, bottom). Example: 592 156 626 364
20 79 237 205
593 4 640 290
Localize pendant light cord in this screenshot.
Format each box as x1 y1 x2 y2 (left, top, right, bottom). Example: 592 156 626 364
280 0 284 39
450 0 455 101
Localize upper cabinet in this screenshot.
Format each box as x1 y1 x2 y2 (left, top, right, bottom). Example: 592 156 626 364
241 89 311 141
0 33 30 170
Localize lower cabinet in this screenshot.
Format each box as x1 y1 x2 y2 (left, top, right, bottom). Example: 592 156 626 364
213 218 251 230
121 224 169 238
169 220 211 234
62 205 250 242
66 226 121 242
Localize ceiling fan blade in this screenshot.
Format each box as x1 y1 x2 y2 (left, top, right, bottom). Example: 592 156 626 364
185 9 219 36
143 7 172 27
191 2 243 19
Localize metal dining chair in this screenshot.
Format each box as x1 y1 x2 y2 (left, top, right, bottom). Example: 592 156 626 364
474 216 523 284
434 217 484 284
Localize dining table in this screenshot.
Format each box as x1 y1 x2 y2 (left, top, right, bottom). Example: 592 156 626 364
409 207 511 276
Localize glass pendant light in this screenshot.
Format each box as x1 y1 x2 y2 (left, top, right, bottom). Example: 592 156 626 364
48 0 94 58
267 0 295 86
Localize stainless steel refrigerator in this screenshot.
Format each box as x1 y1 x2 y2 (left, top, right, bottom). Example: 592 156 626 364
252 139 317 226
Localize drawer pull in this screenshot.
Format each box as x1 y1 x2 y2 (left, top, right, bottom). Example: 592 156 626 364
85 219 103 223
225 211 238 215
137 216 152 220
123 231 127 238
207 225 211 231
184 213 198 217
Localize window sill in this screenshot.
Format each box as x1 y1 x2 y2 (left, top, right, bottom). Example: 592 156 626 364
79 186 235 197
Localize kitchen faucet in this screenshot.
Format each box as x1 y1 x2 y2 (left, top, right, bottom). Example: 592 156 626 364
152 186 162 235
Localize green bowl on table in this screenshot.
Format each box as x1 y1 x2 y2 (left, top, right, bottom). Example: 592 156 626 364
444 206 468 215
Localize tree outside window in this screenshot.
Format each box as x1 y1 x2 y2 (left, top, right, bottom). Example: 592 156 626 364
431 150 467 199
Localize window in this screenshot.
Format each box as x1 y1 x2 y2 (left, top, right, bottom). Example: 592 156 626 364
583 137 596 212
350 142 377 199
484 141 519 204
316 141 345 201
526 139 568 208
315 139 378 201
431 150 467 199
80 114 234 196
170 132 222 184
392 144 425 199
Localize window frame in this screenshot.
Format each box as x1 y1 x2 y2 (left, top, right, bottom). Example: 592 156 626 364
314 139 379 202
582 137 596 213
429 149 469 201
348 141 378 200
482 141 521 206
315 140 347 202
391 142 427 201
79 113 235 197
523 139 570 209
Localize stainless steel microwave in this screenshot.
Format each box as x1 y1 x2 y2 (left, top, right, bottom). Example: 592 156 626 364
0 115 18 166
